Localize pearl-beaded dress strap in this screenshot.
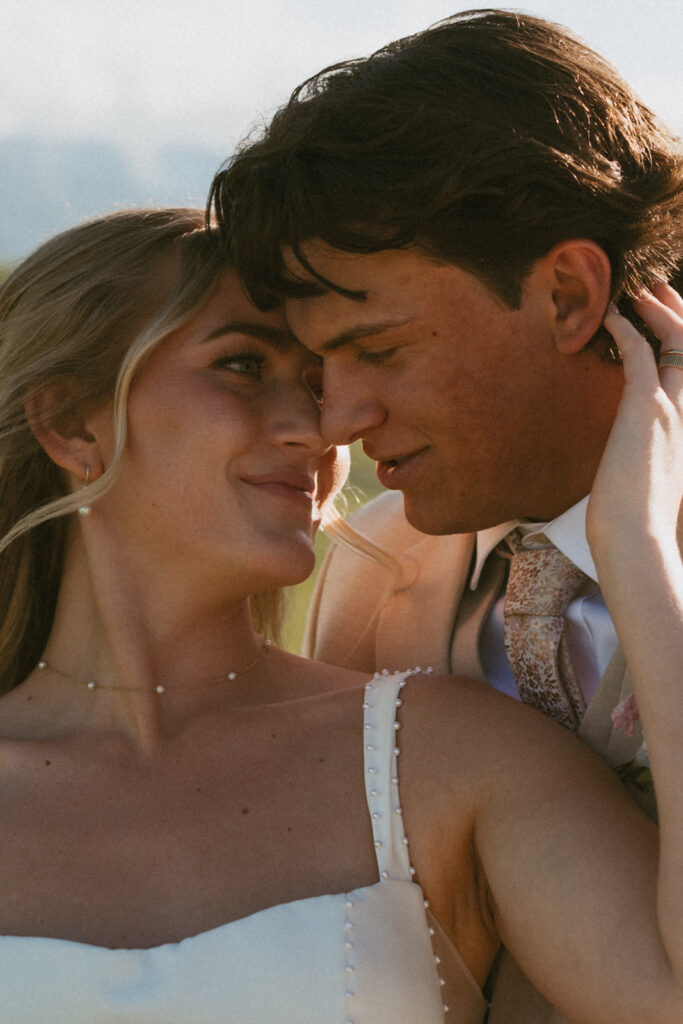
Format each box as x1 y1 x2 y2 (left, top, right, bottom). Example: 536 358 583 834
362 669 488 1023
363 668 425 884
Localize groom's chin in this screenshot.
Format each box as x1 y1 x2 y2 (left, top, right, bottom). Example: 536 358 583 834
400 492 462 536
400 490 504 537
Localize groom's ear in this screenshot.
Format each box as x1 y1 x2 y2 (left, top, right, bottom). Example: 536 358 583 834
540 240 612 354
25 378 105 482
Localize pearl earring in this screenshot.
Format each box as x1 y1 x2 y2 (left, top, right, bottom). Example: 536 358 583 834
78 464 92 518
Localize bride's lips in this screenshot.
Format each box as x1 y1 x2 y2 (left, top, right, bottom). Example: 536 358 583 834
374 448 429 490
241 470 316 507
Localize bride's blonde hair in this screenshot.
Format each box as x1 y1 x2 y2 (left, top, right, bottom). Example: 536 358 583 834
0 208 297 693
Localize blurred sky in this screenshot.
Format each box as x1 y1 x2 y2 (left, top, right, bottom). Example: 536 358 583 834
1 0 681 247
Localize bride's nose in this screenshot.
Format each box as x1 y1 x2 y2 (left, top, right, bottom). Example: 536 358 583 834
268 380 330 453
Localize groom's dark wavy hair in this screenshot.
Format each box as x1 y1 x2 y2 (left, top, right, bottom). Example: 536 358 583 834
210 9 683 324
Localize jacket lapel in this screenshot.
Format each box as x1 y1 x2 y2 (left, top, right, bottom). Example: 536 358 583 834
376 532 475 674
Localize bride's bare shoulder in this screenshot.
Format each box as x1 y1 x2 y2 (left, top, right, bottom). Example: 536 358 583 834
395 670 593 789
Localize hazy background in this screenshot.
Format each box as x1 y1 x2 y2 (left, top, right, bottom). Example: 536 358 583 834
1 0 682 262
1 0 681 647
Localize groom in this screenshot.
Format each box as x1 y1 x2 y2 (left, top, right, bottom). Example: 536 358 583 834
212 10 683 1022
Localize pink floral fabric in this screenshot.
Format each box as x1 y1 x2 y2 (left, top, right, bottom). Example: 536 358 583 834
503 541 588 730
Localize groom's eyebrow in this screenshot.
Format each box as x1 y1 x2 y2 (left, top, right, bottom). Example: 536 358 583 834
321 318 415 353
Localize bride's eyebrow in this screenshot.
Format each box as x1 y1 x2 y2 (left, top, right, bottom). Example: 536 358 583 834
202 321 296 351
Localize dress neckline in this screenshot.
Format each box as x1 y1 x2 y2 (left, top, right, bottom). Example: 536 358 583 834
0 671 487 1023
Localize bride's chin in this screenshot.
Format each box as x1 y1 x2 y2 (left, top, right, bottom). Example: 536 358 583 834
253 543 318 590
282 552 317 588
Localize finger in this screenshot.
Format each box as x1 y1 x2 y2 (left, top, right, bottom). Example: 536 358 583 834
650 281 683 319
603 305 658 389
657 355 683 408
634 290 683 400
633 289 683 350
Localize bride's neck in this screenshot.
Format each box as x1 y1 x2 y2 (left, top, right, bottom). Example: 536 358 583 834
32 529 266 748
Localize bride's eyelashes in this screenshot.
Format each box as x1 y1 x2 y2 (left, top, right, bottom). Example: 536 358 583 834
213 352 266 380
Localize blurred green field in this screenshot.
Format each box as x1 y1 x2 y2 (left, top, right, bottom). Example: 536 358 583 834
280 441 385 653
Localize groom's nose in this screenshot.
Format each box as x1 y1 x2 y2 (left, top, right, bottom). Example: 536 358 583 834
319 363 387 445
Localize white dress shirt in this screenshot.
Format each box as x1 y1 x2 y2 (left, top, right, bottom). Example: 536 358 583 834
473 496 619 702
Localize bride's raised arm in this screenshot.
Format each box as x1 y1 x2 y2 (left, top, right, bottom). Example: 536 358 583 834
587 282 683 983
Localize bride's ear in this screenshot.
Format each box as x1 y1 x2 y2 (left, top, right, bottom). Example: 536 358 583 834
24 379 105 483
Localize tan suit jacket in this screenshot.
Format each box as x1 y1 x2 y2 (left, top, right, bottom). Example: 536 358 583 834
305 491 652 1024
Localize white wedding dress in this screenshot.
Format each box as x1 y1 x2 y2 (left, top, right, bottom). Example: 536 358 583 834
0 672 487 1023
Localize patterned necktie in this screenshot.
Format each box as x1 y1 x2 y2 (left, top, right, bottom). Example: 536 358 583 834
503 531 588 730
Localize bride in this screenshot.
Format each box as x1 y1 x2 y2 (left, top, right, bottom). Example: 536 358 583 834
0 206 682 1023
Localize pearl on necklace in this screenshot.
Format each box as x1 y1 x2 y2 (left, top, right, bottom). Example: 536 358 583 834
36 641 271 695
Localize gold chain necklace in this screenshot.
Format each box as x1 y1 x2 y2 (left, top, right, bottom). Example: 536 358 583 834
36 640 271 695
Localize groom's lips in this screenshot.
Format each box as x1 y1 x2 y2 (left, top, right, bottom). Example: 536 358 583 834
373 447 429 490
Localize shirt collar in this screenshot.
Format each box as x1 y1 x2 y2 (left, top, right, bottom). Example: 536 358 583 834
470 495 598 589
